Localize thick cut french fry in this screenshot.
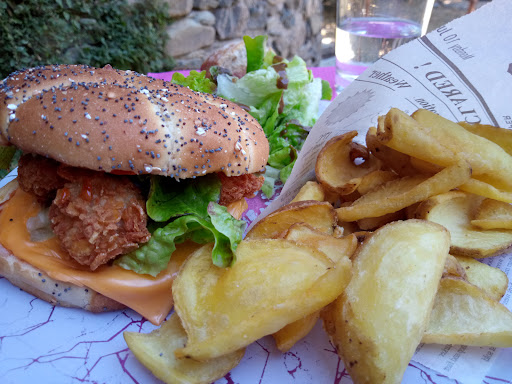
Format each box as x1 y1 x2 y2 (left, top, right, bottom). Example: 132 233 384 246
323 220 449 384
459 121 512 157
366 125 417 177
411 109 512 190
459 178 512 204
414 191 512 258
173 240 352 361
246 200 336 239
124 314 245 384
423 277 512 347
315 131 381 195
356 210 405 230
409 157 443 175
377 109 460 168
356 170 398 195
336 161 471 222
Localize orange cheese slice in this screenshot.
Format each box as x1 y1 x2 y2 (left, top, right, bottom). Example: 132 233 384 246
0 189 200 325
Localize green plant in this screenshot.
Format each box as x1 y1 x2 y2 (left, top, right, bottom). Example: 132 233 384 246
0 0 175 78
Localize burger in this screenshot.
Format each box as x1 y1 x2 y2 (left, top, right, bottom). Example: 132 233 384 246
0 64 269 325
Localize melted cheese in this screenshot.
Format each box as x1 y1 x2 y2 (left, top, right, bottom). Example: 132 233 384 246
0 189 200 325
226 197 248 220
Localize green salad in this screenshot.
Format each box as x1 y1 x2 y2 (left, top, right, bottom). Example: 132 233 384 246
172 35 332 197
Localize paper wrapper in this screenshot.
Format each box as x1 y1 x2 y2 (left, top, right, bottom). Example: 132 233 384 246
1 2 511 383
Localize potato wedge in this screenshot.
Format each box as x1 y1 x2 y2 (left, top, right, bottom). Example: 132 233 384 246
459 121 512 156
455 256 509 301
173 239 352 360
282 223 358 263
442 254 467 279
423 277 512 347
471 198 512 229
124 314 245 384
273 312 320 353
315 131 381 195
270 225 356 352
414 191 512 258
290 181 325 203
336 161 471 222
323 220 450 384
246 200 336 239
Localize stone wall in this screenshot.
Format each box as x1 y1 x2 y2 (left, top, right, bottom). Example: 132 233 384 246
164 0 324 70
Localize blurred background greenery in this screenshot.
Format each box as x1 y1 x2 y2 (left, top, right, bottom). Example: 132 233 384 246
0 0 175 79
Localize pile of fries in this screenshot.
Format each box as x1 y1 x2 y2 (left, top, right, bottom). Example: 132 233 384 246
124 108 512 384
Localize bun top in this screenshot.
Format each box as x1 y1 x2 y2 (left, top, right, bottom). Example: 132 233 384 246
0 65 268 178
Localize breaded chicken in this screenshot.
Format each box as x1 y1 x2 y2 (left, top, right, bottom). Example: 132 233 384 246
49 168 150 270
218 172 264 206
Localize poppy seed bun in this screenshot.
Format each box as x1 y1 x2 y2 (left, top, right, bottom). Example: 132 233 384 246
0 64 269 178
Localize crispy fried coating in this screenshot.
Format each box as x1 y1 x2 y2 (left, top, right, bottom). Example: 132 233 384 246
218 172 264 206
17 154 66 204
49 168 150 270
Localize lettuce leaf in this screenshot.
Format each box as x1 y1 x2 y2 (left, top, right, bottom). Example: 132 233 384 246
217 68 280 107
261 165 280 198
146 174 221 222
171 70 216 94
116 175 246 275
244 35 267 73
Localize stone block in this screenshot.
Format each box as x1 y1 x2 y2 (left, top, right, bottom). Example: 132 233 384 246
189 10 216 26
215 1 249 40
166 0 193 17
247 2 267 30
166 18 216 57
193 0 219 10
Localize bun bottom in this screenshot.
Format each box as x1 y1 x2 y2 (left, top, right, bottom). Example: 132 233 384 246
0 244 125 313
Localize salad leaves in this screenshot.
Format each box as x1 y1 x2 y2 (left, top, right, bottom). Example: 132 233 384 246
171 35 331 197
116 175 246 276
171 70 216 94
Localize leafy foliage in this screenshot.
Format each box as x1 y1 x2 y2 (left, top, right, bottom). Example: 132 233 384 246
0 0 175 78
